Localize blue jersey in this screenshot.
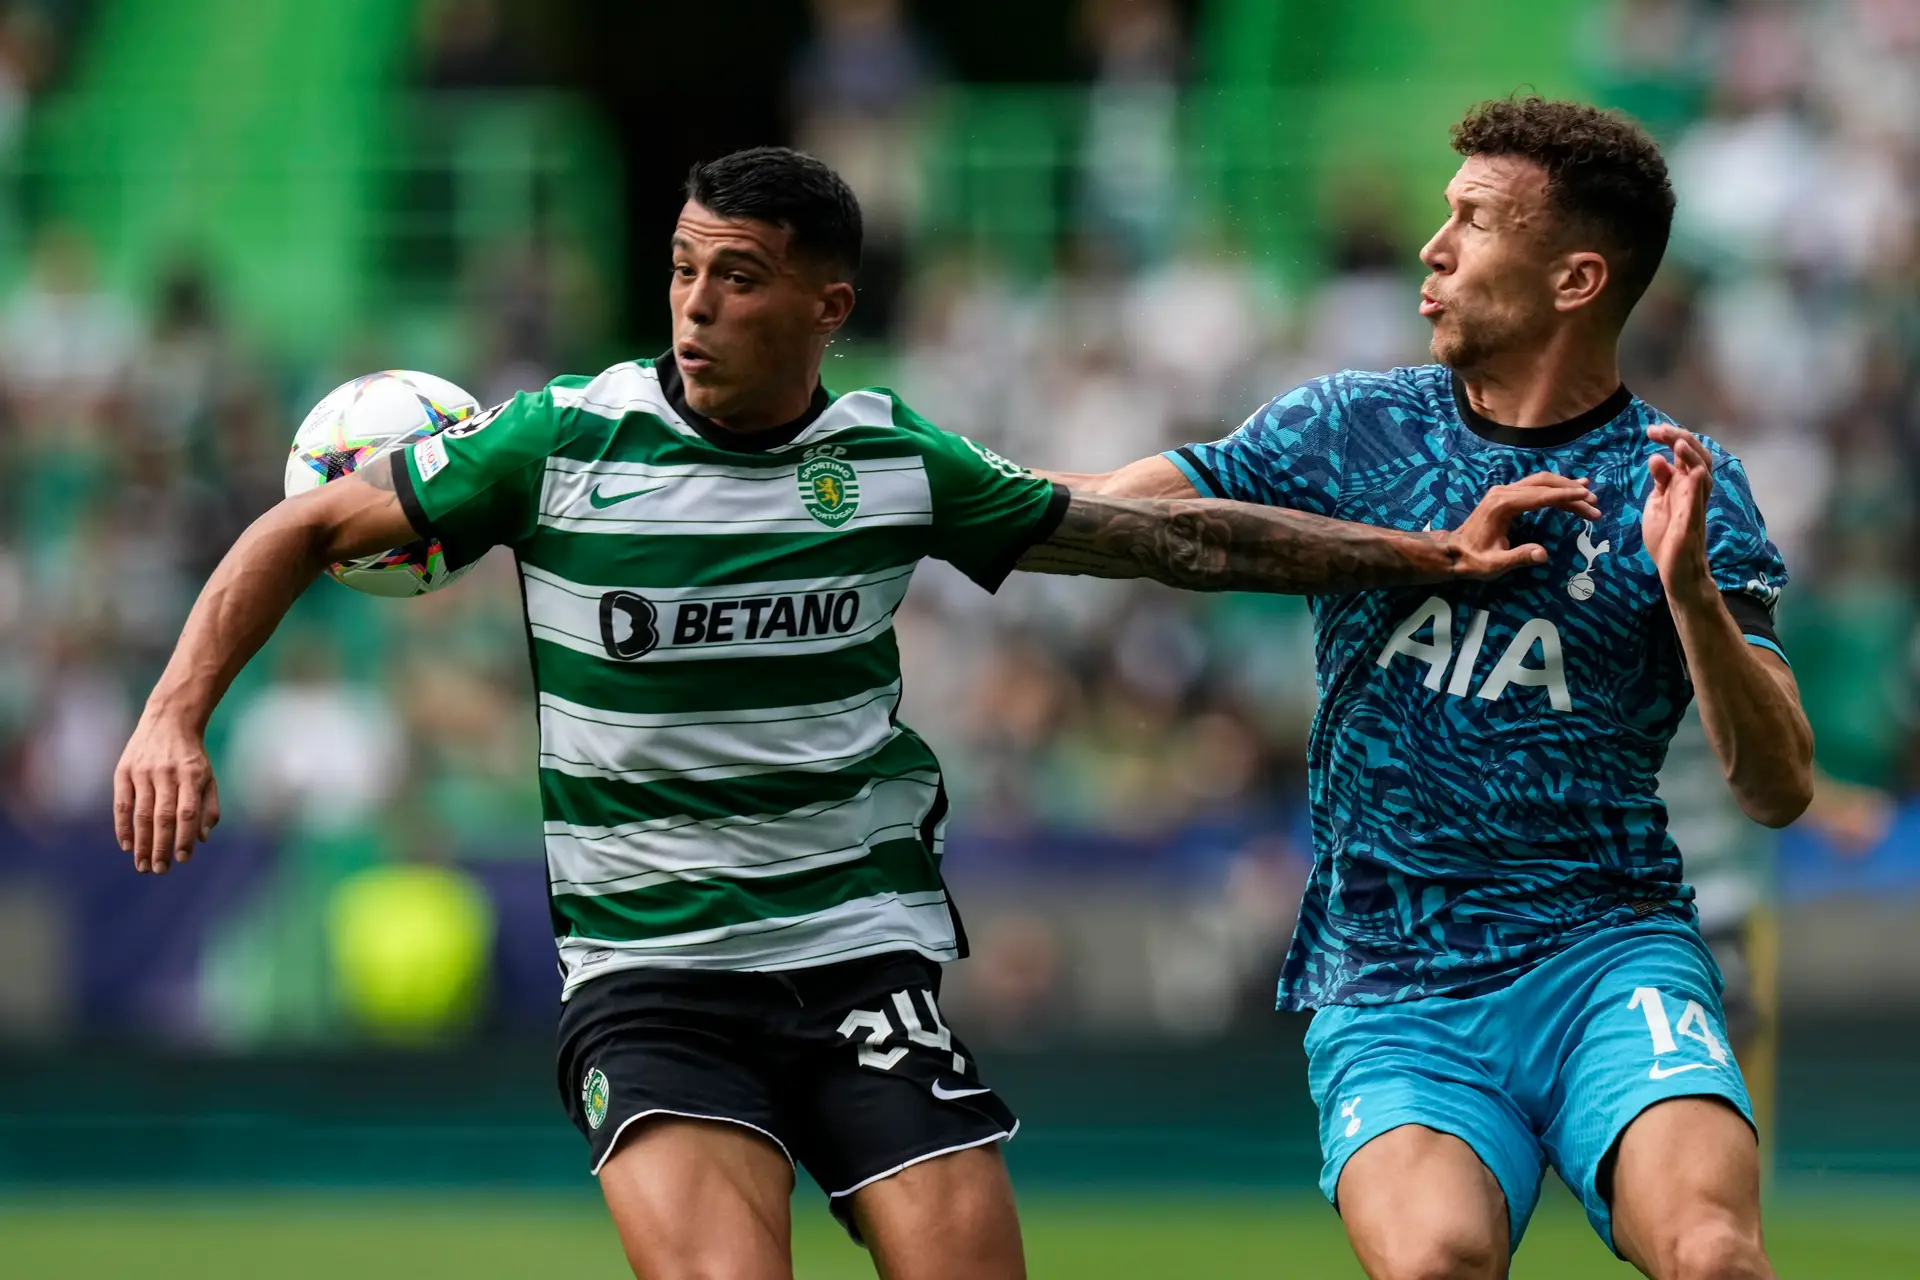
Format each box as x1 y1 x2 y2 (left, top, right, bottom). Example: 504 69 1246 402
1165 365 1789 1010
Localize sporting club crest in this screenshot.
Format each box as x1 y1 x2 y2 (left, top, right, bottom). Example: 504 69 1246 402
798 456 861 529
582 1067 610 1130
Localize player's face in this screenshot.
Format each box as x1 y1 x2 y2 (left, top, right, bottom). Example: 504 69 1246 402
1418 156 1563 371
669 202 853 427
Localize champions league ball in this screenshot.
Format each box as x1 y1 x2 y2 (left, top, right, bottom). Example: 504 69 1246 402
284 370 481 597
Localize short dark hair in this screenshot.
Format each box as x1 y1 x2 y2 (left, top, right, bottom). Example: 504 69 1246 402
685 147 863 278
1451 97 1674 316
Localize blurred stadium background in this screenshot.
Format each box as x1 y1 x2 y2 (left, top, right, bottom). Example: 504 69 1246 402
1 0 1917 1274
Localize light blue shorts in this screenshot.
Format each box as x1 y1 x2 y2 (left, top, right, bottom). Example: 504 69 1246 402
1305 920 1754 1255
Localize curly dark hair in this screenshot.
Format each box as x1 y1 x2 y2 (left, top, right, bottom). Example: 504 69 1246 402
1452 97 1674 316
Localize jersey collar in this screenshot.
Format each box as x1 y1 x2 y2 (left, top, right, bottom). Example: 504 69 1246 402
656 350 830 453
1451 373 1634 448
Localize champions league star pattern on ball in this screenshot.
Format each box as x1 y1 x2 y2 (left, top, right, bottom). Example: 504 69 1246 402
284 370 482 596
1165 364 1789 1010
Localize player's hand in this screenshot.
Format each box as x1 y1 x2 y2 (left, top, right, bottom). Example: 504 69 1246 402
1446 472 1601 578
112 711 221 875
1643 424 1715 604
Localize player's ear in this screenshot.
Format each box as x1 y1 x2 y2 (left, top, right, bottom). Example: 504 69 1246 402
1554 251 1610 314
815 278 856 336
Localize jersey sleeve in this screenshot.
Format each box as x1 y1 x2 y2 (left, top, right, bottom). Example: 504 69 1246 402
393 384 579 567
1163 376 1346 513
1705 454 1791 663
904 401 1069 592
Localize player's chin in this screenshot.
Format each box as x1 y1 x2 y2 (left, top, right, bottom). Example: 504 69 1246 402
1429 324 1486 372
679 371 736 419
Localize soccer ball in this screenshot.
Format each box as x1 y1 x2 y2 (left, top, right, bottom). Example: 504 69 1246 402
284 370 481 597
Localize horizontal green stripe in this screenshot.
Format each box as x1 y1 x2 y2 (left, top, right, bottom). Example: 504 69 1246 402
553 836 944 942
538 730 940 828
519 525 928 590
532 629 901 715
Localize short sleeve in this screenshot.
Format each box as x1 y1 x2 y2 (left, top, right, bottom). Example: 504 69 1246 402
905 401 1067 592
1163 376 1346 514
394 385 578 567
1705 454 1791 661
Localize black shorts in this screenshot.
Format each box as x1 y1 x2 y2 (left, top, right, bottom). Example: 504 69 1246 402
556 951 1017 1239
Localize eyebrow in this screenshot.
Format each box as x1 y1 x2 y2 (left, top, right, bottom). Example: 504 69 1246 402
670 236 776 273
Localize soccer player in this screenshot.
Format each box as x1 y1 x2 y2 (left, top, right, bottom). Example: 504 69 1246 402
112 147 1594 1280
1064 100 1812 1279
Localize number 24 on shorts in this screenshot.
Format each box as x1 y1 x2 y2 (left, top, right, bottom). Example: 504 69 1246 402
1628 987 1729 1078
838 988 968 1075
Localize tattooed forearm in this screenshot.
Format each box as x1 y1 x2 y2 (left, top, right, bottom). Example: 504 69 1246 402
1017 492 1455 594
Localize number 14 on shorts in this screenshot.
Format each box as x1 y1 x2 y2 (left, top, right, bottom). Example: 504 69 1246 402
1628 987 1729 1079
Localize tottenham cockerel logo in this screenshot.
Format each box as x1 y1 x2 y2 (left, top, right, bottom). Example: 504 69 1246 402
1567 524 1612 601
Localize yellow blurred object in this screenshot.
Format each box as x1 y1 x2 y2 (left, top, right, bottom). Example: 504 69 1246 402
326 865 495 1043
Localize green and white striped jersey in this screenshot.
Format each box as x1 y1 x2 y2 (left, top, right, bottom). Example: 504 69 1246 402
393 355 1066 997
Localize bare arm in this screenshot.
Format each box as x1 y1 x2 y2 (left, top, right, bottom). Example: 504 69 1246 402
1032 454 1196 499
113 466 420 873
1017 469 1600 594
1645 424 1814 827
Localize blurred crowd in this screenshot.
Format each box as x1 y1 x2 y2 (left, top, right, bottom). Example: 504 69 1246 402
2 0 1918 1042
0 223 575 843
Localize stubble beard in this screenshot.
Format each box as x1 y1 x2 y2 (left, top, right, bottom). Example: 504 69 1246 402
1429 300 1531 374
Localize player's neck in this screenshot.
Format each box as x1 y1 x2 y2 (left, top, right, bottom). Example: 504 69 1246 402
1455 342 1622 430
661 352 828 448
701 348 830 435
706 391 817 434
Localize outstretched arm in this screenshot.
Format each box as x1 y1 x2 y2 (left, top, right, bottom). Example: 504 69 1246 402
1016 471 1599 594
1031 454 1193 499
1644 424 1813 827
112 466 420 874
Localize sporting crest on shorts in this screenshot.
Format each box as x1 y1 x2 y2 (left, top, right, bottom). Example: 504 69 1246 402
797 456 860 529
582 1067 610 1130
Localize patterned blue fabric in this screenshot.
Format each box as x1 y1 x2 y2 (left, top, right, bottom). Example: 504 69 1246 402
1167 365 1789 1009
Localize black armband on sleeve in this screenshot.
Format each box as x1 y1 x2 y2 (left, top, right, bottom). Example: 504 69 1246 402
390 448 432 541
1722 591 1785 660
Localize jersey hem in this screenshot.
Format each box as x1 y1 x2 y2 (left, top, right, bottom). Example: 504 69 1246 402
558 938 961 1002
1278 910 1702 1011
1164 447 1223 498
970 481 1071 594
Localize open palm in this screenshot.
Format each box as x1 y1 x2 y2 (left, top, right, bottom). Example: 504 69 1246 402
1642 423 1715 592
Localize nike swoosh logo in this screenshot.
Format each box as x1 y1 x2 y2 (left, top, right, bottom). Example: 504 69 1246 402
588 484 665 509
1648 1061 1713 1080
931 1081 992 1101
